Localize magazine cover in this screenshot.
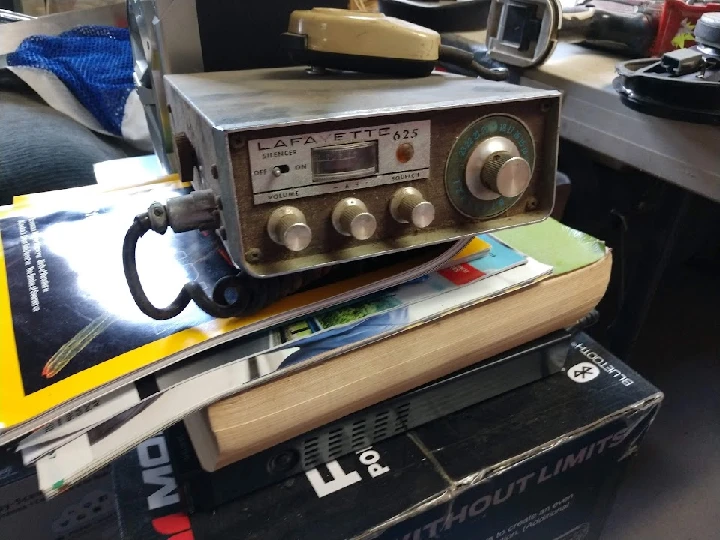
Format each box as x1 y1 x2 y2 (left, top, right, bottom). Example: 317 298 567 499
0 179 226 432
0 179 469 435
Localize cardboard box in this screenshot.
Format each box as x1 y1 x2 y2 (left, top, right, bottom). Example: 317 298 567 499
0 448 116 540
113 333 662 540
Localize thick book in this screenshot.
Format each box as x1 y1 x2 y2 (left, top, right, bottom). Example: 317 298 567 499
33 240 546 497
169 327 581 509
0 178 467 444
189 221 612 470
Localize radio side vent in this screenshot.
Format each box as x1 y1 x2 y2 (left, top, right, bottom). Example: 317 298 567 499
300 402 415 470
327 427 344 459
372 410 391 440
302 436 320 469
395 402 411 431
350 418 367 451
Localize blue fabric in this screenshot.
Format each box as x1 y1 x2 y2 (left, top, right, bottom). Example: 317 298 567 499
7 26 133 136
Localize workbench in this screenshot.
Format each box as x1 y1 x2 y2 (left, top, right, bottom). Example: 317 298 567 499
520 42 720 358
522 42 720 204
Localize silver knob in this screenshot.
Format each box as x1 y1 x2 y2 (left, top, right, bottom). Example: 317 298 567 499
267 206 312 252
481 152 532 198
464 136 533 201
390 187 435 229
332 198 377 240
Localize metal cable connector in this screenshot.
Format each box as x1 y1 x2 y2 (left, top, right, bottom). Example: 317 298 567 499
147 190 220 235
123 191 328 320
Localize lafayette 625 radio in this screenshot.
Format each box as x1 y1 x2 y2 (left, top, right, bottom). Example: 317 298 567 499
122 68 560 319
165 69 559 274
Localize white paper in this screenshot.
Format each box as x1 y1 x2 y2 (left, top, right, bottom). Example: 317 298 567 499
18 386 141 451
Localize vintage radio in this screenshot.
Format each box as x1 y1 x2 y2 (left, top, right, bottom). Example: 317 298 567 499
162 68 561 278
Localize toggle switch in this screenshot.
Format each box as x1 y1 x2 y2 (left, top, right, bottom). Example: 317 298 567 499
267 206 312 251
272 164 291 177
390 187 435 228
332 198 377 240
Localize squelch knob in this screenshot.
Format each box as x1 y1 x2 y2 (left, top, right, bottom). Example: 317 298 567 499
481 152 532 198
332 198 377 240
390 187 435 229
267 206 312 252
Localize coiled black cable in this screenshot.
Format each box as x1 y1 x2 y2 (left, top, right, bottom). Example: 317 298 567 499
123 213 189 320
123 211 328 320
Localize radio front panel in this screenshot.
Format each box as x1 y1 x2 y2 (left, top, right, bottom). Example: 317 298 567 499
164 69 561 277
227 100 556 276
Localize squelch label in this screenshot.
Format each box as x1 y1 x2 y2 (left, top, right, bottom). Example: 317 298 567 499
261 149 297 159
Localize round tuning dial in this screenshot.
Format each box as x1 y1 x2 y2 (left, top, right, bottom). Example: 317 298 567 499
481 152 532 198
267 206 312 252
390 187 435 228
332 198 377 240
445 115 536 220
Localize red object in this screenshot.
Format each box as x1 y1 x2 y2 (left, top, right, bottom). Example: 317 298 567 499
438 263 486 285
152 514 195 540
651 0 720 56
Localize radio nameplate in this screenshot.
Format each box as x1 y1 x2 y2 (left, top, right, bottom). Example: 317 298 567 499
248 120 431 199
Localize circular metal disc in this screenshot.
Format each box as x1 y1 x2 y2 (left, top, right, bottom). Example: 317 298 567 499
445 115 536 219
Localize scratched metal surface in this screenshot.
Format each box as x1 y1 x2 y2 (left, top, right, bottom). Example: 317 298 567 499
164 67 560 132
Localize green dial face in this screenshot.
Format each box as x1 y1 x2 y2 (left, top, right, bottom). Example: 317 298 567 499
445 115 535 219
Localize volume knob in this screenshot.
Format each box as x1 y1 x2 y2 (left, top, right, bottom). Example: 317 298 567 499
267 206 312 252
332 198 377 240
481 152 531 198
390 187 435 228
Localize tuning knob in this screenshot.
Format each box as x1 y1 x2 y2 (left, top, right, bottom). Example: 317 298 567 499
390 187 435 228
481 152 532 198
267 206 312 252
332 198 377 240
464 136 532 201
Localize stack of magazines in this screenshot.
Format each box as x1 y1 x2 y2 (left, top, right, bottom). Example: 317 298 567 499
0 176 613 539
